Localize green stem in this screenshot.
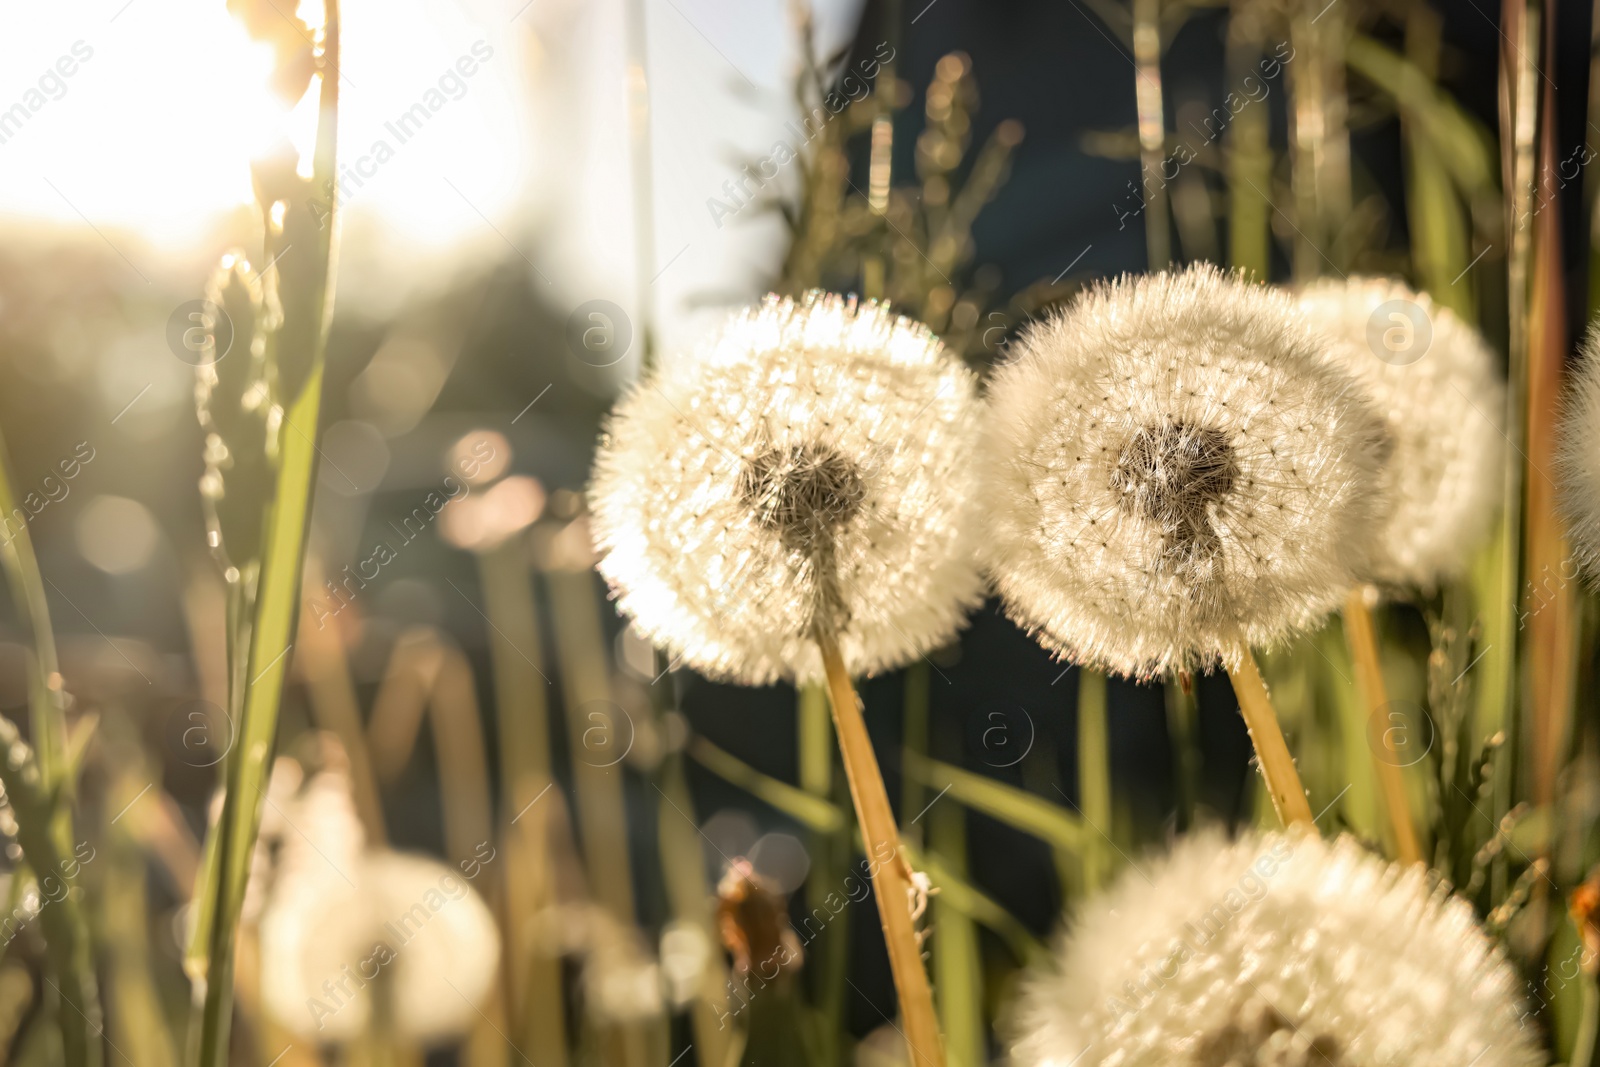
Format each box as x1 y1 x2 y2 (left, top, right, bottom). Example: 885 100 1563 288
1077 669 1113 890
1164 677 1198 833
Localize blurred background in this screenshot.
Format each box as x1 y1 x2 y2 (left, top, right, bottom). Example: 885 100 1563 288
0 0 1586 1064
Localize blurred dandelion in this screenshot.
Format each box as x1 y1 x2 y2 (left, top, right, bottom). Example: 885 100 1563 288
1009 830 1541 1067
1295 275 1503 865
255 745 500 1045
1558 326 1600 580
1297 276 1504 589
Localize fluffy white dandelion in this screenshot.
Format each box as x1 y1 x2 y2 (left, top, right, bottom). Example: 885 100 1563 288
592 292 961 1065
1010 830 1542 1067
589 291 984 685
981 265 1390 680
257 761 500 1044
1297 276 1505 588
1558 327 1600 579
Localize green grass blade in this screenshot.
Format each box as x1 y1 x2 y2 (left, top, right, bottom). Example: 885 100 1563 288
0 430 69 796
0 431 97 1067
927 801 983 1067
1077 670 1112 890
196 364 329 1067
902 753 1086 856
193 7 341 1062
1226 0 1272 278
687 733 1047 985
1345 35 1499 200
0 716 101 1067
655 754 733 1067
688 735 846 833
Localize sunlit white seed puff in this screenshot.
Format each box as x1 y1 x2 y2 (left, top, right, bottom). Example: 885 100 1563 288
258 766 500 1044
589 292 984 685
1558 325 1600 580
1009 830 1541 1067
981 266 1390 679
1297 276 1505 589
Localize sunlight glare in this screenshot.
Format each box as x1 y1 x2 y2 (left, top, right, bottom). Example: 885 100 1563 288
0 0 528 252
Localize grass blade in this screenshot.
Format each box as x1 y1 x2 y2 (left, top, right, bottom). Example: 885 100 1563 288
0 716 100 1067
0 431 98 1065
688 735 846 834
1226 0 1271 277
662 735 1049 968
193 7 341 1062
0 432 68 794
1076 670 1112 890
927 801 983 1067
901 753 1085 856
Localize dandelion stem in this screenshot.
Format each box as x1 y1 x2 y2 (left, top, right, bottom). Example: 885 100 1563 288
816 632 944 1067
1342 587 1422 863
1226 647 1313 827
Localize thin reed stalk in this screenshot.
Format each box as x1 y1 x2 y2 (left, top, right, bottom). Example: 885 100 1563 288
863 0 900 299
297 558 385 842
654 754 733 1067
545 560 636 921
1286 0 1352 280
475 539 568 1067
543 546 649 1065
1342 588 1422 863
1522 13 1577 815
623 0 658 370
1491 0 1539 903
1132 0 1170 268
1226 0 1271 276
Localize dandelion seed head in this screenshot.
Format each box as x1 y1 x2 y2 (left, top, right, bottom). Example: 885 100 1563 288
1009 830 1541 1067
1298 276 1505 589
1558 326 1600 582
981 266 1389 679
589 292 985 684
257 746 500 1043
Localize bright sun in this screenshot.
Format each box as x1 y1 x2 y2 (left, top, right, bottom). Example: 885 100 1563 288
0 0 527 251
